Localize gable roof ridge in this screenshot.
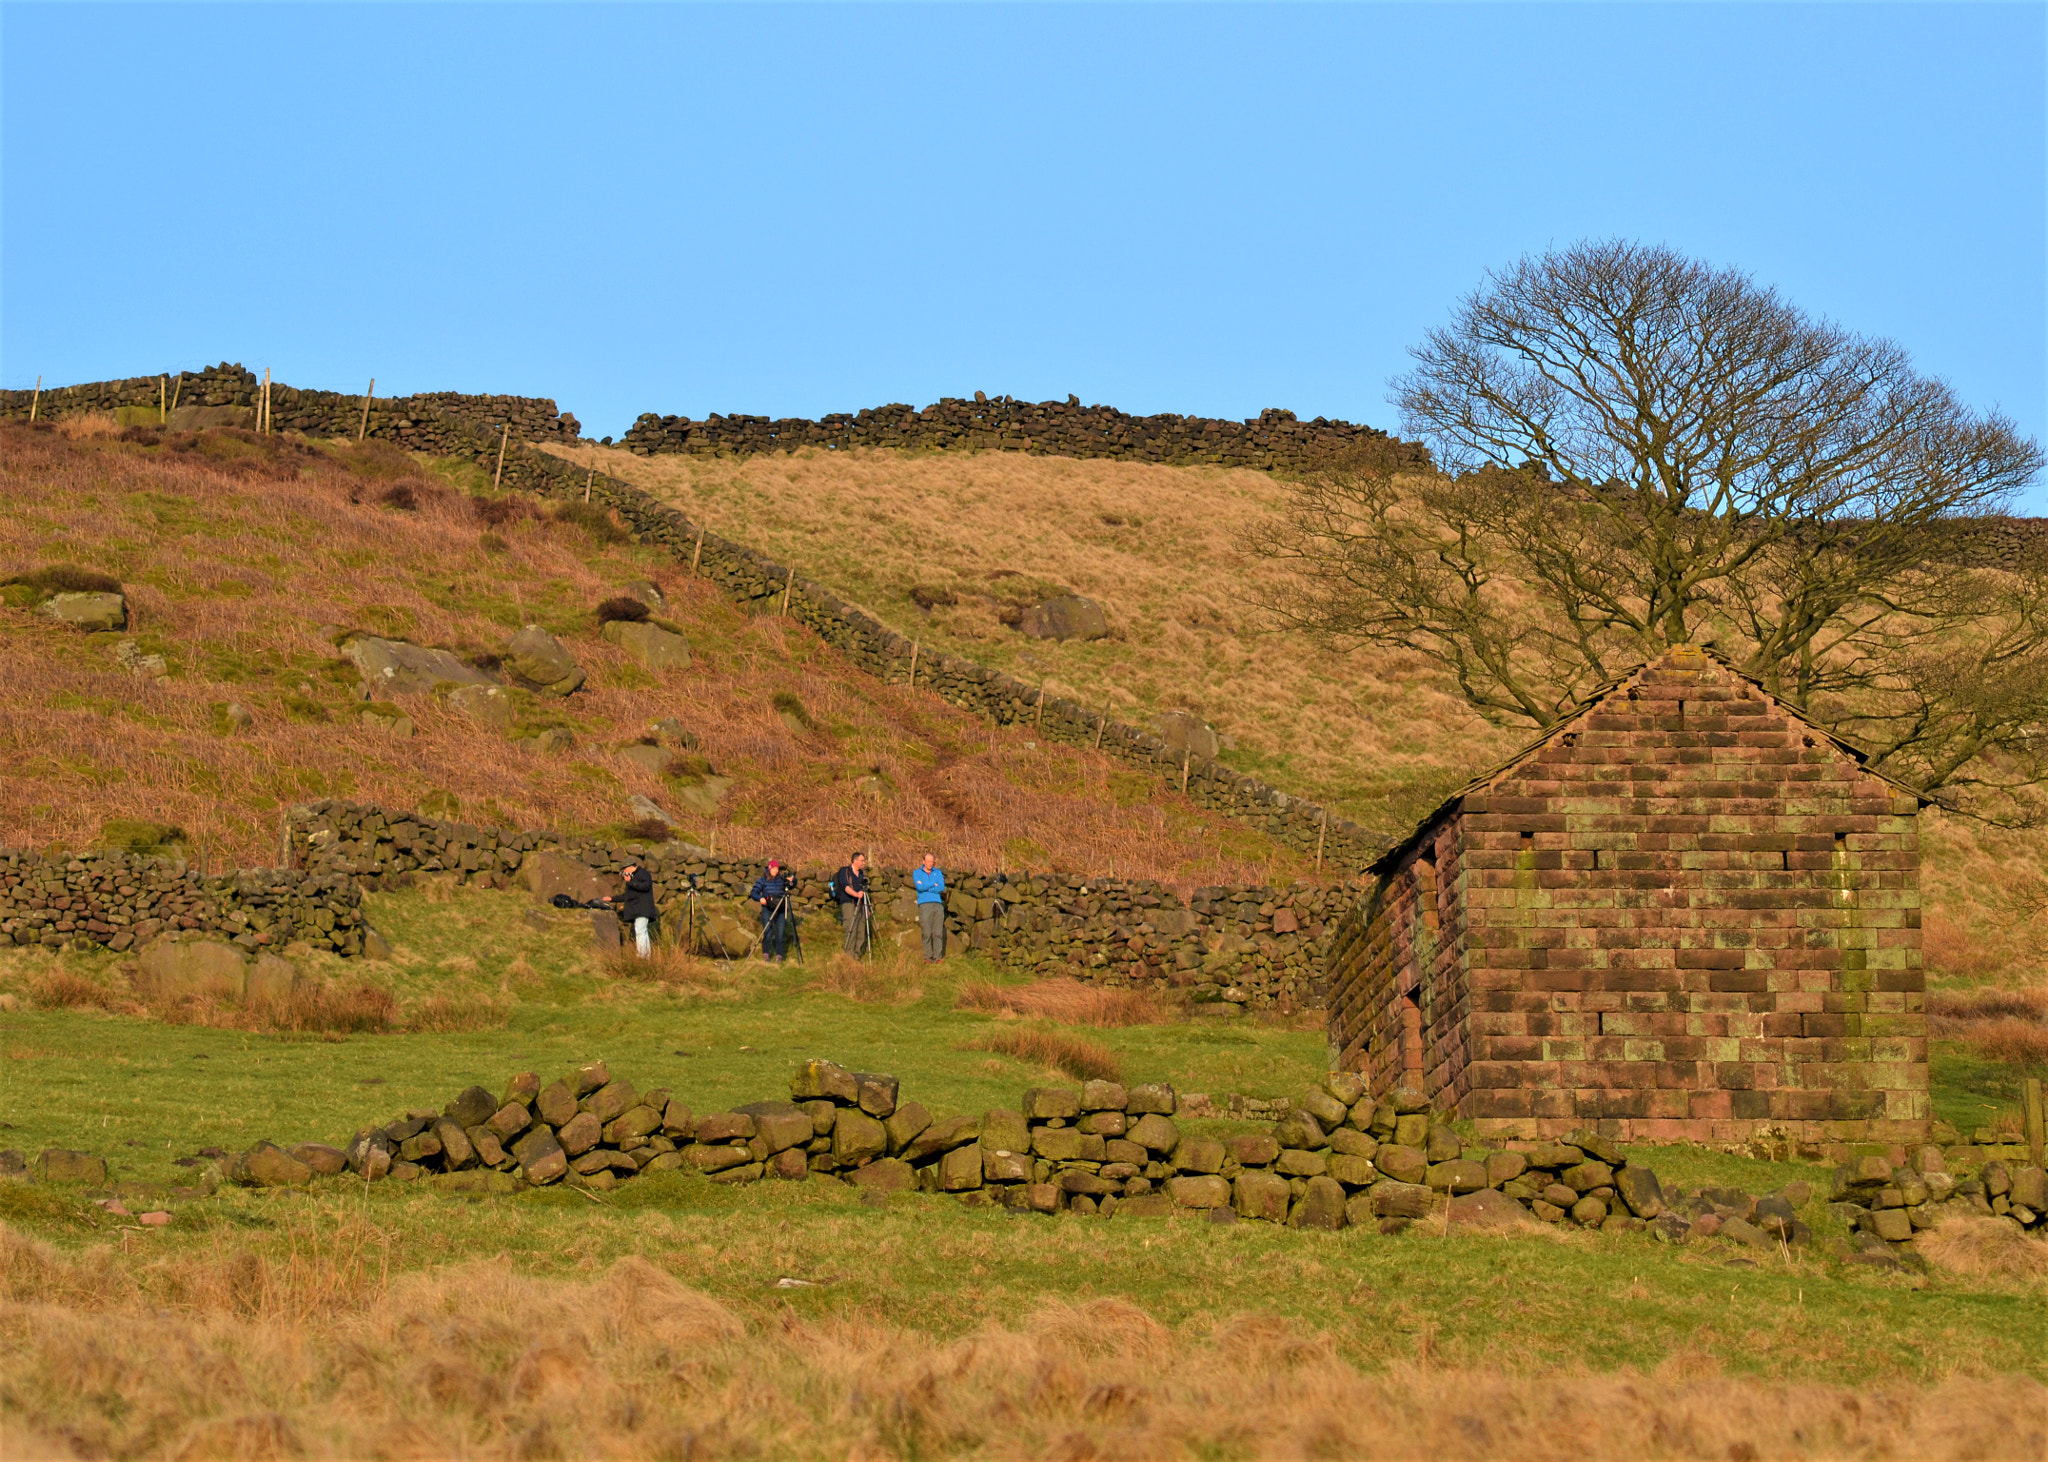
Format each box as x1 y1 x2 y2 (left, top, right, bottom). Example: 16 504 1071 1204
1368 645 1929 874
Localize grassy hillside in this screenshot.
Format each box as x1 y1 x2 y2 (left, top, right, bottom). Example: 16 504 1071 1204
550 442 1522 841
0 417 1313 886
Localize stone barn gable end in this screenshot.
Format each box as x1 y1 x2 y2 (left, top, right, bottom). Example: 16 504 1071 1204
1326 645 1929 1146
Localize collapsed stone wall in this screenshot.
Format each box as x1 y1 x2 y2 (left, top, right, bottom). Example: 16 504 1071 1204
288 800 1339 1009
620 395 1431 475
0 849 365 955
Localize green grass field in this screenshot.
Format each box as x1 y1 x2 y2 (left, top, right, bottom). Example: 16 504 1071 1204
3 883 2045 1396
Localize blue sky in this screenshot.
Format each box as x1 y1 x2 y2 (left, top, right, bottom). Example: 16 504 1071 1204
4 4 2044 502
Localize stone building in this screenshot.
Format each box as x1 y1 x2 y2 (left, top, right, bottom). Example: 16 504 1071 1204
1326 646 1929 1144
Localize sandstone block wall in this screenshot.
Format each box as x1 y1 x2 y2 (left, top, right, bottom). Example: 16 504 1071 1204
0 850 365 955
1329 648 1929 1146
620 395 1431 475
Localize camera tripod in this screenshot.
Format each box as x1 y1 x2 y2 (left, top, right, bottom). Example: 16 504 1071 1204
676 875 731 966
766 893 805 965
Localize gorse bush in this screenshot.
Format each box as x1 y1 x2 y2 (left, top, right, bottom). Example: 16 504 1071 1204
4 563 122 597
595 596 650 624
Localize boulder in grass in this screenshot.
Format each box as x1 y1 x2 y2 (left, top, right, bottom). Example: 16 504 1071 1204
571 1061 612 1097
602 619 692 672
503 625 584 696
289 1143 348 1177
534 1081 578 1128
584 1078 639 1126
447 683 517 728
1017 594 1108 642
39 592 127 632
982 1147 1031 1184
685 1144 752 1174
342 636 497 696
769 1149 809 1181
36 1150 108 1185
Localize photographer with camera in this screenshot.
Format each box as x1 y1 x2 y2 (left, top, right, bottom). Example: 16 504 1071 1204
830 852 870 958
609 862 658 959
749 859 795 963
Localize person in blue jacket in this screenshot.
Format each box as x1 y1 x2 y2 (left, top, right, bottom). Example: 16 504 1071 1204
912 852 947 962
749 859 794 962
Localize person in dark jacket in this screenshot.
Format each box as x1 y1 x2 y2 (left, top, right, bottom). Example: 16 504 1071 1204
830 852 870 957
750 859 794 962
614 863 658 958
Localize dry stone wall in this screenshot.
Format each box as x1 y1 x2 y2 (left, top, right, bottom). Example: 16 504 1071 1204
288 800 1338 1009
0 363 579 450
620 395 1430 475
0 849 365 955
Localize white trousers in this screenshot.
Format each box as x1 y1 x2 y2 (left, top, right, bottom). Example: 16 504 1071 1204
633 917 651 958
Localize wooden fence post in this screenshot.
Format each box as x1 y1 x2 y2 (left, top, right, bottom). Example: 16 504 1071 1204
908 640 919 690
1034 682 1046 731
357 378 375 440
584 468 593 503
30 374 41 421
691 525 706 574
2027 1077 2045 1169
159 375 167 424
169 373 184 413
781 564 796 616
1315 809 1328 872
493 424 509 488
1181 751 1190 795
261 367 271 434
1093 702 1108 750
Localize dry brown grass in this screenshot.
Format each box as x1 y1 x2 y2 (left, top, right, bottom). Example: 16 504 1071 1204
550 442 1521 838
149 980 399 1036
962 1025 1123 1082
810 947 926 1005
1918 1216 2048 1288
0 422 1318 890
2 1226 2042 1461
1928 984 2048 1066
24 969 119 1011
957 975 1165 1027
398 991 510 1033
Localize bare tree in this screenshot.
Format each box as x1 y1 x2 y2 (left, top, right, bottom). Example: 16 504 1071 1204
1256 241 2048 819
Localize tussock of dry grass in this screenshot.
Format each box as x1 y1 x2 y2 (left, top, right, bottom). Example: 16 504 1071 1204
0 422 1311 890
957 975 1164 1027
963 1025 1123 1082
1928 984 2048 1065
599 943 757 1001
2 1226 2042 1461
1919 1216 2048 1287
809 948 925 1005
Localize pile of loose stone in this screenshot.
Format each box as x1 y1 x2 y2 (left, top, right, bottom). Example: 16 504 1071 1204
221 1062 1688 1231
1827 1148 2046 1255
